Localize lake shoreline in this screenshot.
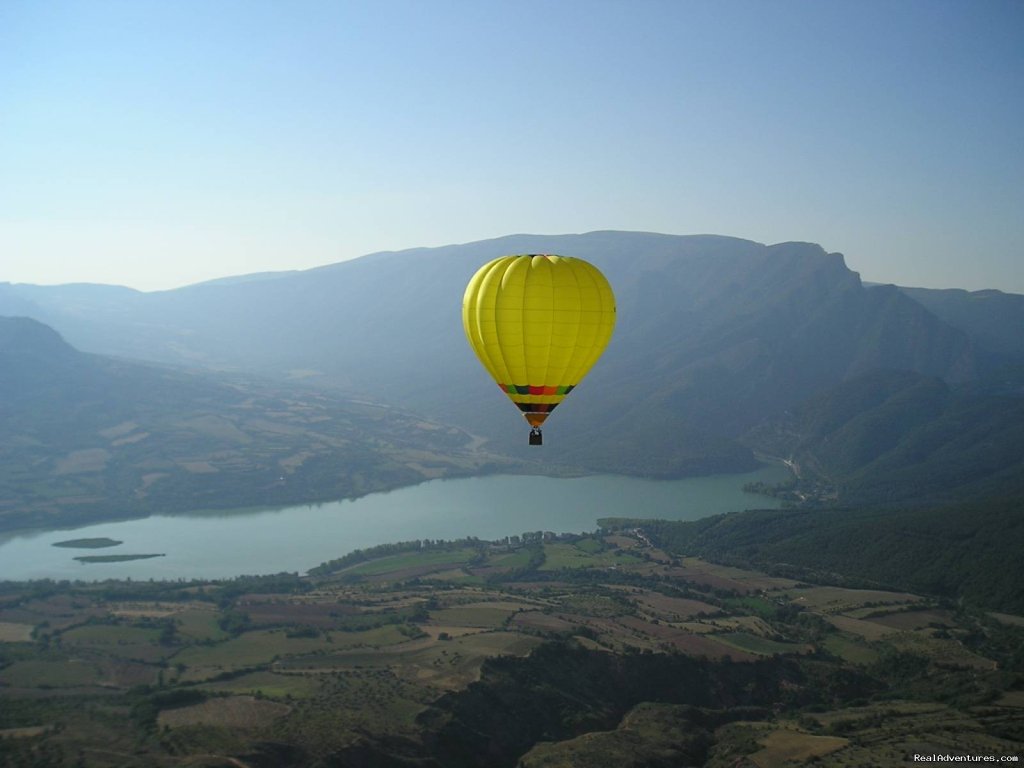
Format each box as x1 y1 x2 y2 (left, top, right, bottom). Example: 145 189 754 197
0 465 794 583
0 460 788 539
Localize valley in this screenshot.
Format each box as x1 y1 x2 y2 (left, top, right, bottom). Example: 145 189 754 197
1 529 1020 767
4 233 1024 533
2 232 1023 766
6 0 1023 760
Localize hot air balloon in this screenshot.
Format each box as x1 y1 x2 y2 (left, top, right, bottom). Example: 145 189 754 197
462 254 616 445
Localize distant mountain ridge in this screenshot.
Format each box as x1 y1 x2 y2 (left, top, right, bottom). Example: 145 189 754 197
895 285 1024 361
1 231 1019 485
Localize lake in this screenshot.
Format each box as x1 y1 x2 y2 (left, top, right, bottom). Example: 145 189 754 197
0 464 790 582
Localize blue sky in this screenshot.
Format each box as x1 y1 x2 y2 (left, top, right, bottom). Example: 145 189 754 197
2 0 1022 292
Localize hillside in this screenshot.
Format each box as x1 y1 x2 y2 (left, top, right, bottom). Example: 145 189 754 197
0 317 514 532
744 368 1024 505
627 498 1024 613
0 232 992 478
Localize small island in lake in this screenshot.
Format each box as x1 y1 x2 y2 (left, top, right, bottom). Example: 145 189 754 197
74 553 165 563
52 537 123 549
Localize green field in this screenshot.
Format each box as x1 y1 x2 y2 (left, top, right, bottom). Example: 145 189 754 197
783 586 921 613
197 670 323 699
175 628 346 670
574 537 605 554
59 622 175 664
174 608 230 642
715 631 810 656
539 542 642 570
430 602 523 628
418 567 485 584
487 549 535 568
342 547 479 576
0 621 35 642
0 659 102 688
822 634 881 665
61 623 162 646
722 595 778 619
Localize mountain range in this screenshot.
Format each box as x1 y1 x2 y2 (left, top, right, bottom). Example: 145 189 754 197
0 316 504 532
3 231 1023 512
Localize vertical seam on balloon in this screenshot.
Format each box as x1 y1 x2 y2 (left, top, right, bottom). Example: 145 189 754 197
499 256 528 387
564 260 594 385
575 260 609 382
469 258 500 384
476 257 514 388
524 255 538 385
492 256 519 387
551 256 584 389
520 256 529 384
540 255 555 388
594 262 615 372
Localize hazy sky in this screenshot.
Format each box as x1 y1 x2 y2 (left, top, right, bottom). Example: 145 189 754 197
2 0 1022 293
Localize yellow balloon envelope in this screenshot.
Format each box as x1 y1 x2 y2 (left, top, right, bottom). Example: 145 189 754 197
462 254 616 442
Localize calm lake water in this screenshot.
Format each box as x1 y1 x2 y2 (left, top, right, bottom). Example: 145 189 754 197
0 465 790 582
